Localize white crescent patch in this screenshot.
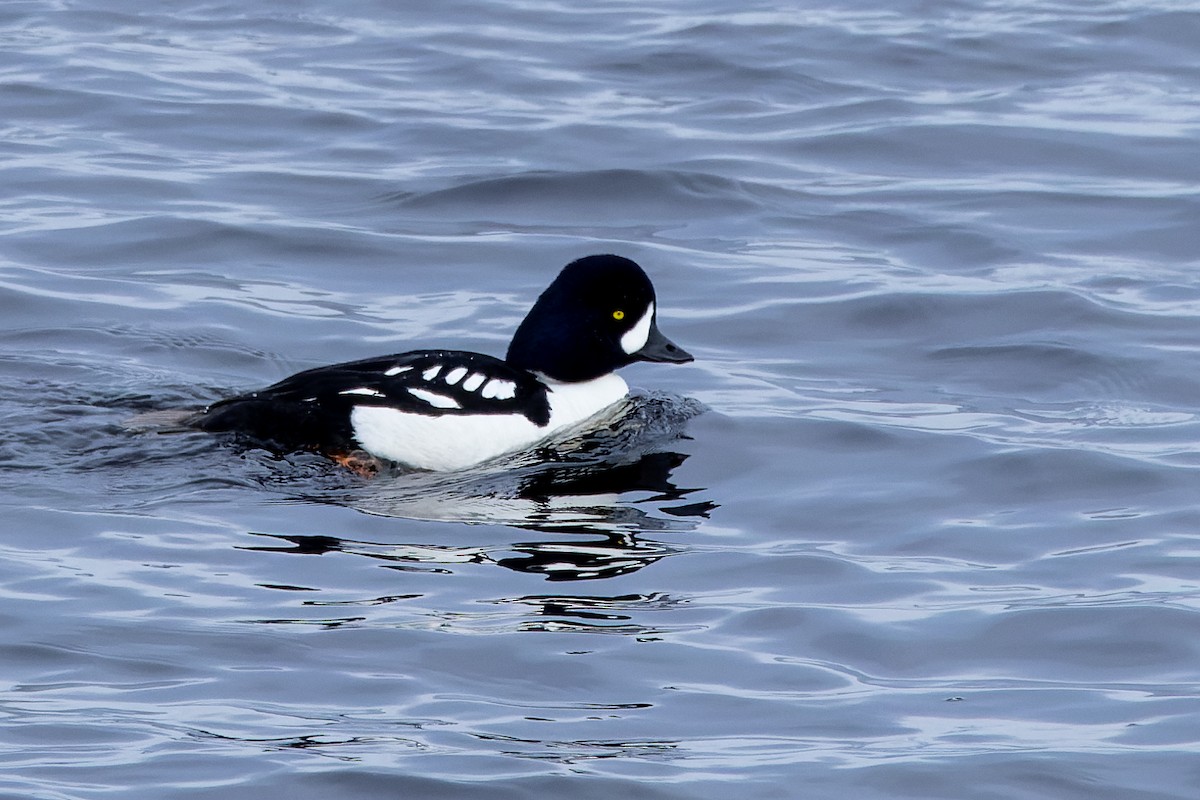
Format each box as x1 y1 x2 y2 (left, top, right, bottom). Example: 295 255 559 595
620 302 654 354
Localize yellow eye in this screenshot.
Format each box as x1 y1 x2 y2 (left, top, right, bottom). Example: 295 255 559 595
613 310 625 320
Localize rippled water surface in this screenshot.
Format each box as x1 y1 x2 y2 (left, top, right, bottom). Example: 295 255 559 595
4 2 1200 798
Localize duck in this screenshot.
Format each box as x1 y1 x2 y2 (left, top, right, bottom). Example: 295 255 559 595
188 254 693 472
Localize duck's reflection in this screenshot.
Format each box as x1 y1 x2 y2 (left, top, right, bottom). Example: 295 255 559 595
246 446 714 582
244 395 714 582
495 532 674 581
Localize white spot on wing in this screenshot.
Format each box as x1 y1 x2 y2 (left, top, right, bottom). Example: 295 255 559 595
339 387 385 397
407 387 460 409
384 365 413 377
422 365 442 381
620 302 654 354
481 378 517 400
444 366 468 385
461 373 486 392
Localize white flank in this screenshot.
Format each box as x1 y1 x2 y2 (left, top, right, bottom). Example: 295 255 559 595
407 387 460 409
422 365 442 381
384 365 413 377
351 406 540 471
339 387 385 397
461 372 486 392
444 366 468 385
481 378 517 400
619 302 654 354
350 373 629 471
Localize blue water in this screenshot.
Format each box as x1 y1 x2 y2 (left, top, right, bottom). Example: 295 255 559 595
3 2 1200 798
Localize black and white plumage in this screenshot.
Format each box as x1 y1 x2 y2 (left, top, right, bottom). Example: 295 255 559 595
189 254 693 471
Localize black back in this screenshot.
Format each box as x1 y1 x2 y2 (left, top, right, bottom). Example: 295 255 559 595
192 350 551 452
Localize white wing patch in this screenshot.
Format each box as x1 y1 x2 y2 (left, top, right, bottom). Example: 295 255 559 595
481 378 517 400
444 366 468 385
384 365 413 377
422 365 442 381
620 302 654 354
461 373 486 392
339 387 386 397
407 387 460 409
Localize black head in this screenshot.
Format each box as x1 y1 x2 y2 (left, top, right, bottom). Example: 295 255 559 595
505 254 693 382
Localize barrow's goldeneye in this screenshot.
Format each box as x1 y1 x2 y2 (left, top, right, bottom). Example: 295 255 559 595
188 254 693 471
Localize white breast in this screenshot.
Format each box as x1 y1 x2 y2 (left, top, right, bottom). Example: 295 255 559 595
542 373 628 430
348 373 629 471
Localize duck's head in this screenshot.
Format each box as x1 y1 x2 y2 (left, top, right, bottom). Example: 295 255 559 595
506 254 693 382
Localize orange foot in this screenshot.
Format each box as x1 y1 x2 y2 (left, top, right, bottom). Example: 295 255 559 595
329 450 385 477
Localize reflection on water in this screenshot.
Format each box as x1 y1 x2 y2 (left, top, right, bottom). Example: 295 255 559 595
236 394 712 590
492 592 692 637
337 447 712 533
494 533 678 582
228 395 713 643
244 526 684 584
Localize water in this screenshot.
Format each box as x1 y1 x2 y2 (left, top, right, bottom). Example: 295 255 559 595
3 1 1200 797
